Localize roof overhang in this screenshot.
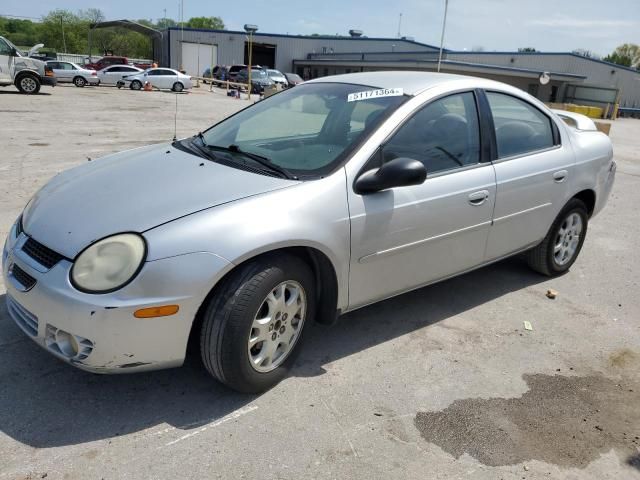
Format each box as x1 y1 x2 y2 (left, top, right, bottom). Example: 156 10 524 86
90 20 163 39
294 58 586 82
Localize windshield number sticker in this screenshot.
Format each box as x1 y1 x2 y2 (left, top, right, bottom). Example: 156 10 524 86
347 88 404 102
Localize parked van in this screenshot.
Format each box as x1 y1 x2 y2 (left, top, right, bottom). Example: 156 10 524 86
0 37 56 94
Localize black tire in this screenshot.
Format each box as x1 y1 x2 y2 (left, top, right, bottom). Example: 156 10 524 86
16 74 41 94
130 80 142 91
172 82 184 92
73 76 86 87
527 198 588 276
200 254 315 393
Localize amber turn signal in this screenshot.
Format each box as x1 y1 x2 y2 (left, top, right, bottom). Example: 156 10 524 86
134 305 179 318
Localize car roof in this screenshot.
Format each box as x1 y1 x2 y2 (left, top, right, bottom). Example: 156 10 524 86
306 71 485 96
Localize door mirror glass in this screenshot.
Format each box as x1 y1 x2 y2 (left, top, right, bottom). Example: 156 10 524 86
354 157 427 195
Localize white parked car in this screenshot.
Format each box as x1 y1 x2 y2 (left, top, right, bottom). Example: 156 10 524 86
118 68 193 92
96 65 143 85
46 61 99 87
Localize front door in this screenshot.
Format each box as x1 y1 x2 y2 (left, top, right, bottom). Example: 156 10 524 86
0 38 13 84
347 91 496 309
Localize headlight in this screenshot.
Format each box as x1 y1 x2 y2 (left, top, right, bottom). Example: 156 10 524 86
71 233 146 293
15 215 23 238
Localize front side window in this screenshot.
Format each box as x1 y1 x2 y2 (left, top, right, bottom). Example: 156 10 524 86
201 83 407 177
381 92 481 175
0 38 13 56
486 92 555 158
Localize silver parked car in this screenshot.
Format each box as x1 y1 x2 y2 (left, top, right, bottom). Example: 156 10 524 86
2 72 615 393
118 67 193 92
96 65 143 85
266 69 287 87
46 60 99 87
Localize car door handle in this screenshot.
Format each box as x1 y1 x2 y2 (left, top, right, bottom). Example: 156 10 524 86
468 190 490 206
553 170 568 183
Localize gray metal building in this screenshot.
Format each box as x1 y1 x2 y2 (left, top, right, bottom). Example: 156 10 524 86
156 27 640 107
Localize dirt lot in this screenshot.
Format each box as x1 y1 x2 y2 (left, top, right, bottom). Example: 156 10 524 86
1 84 639 480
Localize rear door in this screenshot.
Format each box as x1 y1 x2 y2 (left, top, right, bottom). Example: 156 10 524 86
100 66 119 84
482 90 573 260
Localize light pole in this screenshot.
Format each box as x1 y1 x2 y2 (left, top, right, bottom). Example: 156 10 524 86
59 14 67 53
244 24 258 100
437 0 448 73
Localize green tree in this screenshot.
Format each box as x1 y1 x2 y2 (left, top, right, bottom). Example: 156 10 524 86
185 16 224 29
156 18 177 29
603 43 639 69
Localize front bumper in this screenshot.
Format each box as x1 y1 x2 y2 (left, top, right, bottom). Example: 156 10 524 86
2 227 231 373
41 76 57 87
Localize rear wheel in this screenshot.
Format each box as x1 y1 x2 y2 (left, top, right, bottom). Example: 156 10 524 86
73 76 86 87
527 198 588 276
200 254 315 393
130 80 142 90
16 74 40 94
172 82 184 92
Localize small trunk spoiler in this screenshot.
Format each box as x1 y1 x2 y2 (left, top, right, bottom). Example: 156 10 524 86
551 109 598 131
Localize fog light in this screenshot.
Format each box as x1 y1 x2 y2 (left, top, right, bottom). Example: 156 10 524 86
56 330 79 357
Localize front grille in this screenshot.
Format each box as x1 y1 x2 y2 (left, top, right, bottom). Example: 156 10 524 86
10 264 36 291
6 295 39 336
22 237 64 269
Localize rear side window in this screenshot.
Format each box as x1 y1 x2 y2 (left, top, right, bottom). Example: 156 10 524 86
486 92 555 158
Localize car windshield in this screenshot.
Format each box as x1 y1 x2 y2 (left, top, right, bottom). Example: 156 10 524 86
201 82 407 177
268 70 282 76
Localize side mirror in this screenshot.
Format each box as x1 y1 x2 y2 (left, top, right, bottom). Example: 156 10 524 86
354 157 427 195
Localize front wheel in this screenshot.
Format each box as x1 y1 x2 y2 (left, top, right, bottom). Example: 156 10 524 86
200 254 315 393
16 74 40 94
527 198 588 276
73 76 87 87
130 80 142 90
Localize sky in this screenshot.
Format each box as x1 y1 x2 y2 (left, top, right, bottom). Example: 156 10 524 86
3 0 639 56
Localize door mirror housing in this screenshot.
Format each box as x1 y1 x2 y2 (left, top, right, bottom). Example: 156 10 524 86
354 157 427 195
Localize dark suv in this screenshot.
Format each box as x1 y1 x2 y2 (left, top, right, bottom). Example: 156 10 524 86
235 68 275 93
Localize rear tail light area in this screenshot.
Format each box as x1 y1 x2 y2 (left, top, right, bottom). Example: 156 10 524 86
91 71 97 76
45 67 55 77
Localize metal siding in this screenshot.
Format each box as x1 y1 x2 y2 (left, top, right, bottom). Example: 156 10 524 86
448 53 640 106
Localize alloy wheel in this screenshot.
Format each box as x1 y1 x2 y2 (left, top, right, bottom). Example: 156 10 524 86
248 281 307 373
553 212 583 266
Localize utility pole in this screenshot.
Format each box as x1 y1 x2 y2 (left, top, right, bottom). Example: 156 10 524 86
244 24 258 101
437 0 448 73
60 14 67 53
397 13 402 38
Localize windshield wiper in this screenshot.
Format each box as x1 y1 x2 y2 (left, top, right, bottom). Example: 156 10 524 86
207 144 298 180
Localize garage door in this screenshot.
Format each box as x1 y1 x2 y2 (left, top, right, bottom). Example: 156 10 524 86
181 43 217 76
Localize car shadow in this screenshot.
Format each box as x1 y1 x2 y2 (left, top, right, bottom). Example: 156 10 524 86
0 256 544 448
0 91 51 96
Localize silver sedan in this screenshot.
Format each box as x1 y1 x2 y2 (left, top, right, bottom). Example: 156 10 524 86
45 60 99 87
2 72 615 393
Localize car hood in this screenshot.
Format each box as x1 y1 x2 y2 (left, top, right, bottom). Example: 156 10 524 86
22 143 295 258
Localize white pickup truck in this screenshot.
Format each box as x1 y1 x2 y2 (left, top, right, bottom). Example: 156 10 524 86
0 36 56 94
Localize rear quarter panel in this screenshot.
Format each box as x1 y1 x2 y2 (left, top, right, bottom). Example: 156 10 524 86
566 127 614 217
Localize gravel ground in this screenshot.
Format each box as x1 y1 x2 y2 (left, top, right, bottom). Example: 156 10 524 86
0 84 639 480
